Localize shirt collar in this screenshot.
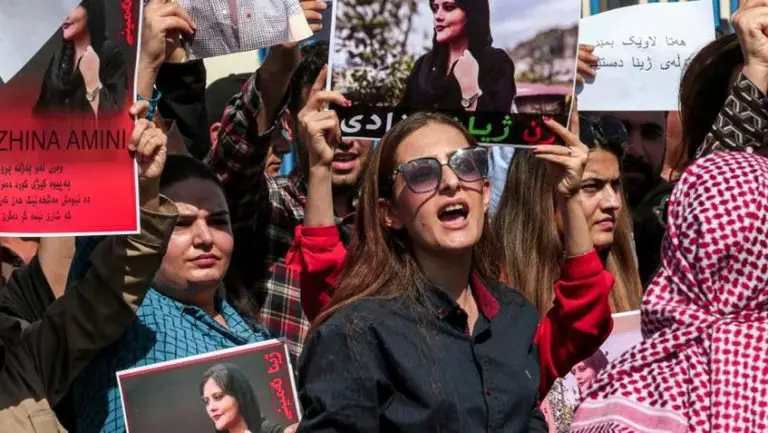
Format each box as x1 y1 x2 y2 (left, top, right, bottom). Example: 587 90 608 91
423 272 500 321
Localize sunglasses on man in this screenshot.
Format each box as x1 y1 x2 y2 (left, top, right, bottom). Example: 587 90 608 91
392 147 489 194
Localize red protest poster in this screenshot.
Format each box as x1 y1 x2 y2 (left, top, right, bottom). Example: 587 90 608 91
0 0 140 236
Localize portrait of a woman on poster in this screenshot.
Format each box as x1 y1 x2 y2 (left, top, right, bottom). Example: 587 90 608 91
401 0 516 113
34 0 127 119
201 363 295 433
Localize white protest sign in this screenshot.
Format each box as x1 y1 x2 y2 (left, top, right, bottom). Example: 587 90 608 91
576 0 716 111
0 0 81 82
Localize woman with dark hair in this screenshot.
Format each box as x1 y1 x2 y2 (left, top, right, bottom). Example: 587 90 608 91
296 105 595 431
570 350 608 397
34 0 127 118
400 0 516 112
201 363 289 433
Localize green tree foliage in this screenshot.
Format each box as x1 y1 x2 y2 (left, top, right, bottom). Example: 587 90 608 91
334 0 422 105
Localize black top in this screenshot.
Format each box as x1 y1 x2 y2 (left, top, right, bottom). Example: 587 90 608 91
632 180 676 287
33 41 127 118
401 47 516 113
297 274 547 433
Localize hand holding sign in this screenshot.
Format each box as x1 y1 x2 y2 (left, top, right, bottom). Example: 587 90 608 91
129 101 168 205
576 44 599 84
533 103 588 200
732 0 768 92
301 0 327 33
140 0 196 72
298 66 350 169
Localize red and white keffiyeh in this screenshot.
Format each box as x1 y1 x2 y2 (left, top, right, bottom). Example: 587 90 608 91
570 152 768 433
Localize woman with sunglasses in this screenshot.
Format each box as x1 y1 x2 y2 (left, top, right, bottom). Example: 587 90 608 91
295 98 596 430
287 111 614 404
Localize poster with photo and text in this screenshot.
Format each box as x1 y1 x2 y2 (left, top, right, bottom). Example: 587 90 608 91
117 340 301 433
327 0 580 146
540 310 642 433
0 0 141 236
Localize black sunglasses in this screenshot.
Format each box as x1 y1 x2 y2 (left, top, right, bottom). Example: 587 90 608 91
579 115 628 149
392 147 489 194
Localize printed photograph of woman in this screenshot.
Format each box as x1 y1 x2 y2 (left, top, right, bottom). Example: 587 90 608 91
33 0 127 118
571 350 609 397
329 0 578 119
401 0 515 112
201 364 296 433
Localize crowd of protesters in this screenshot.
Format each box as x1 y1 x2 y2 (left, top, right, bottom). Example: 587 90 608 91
2 0 768 432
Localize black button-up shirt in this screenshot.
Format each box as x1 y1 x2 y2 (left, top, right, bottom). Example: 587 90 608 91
297 274 548 432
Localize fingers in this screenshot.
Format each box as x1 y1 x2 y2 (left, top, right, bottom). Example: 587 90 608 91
303 10 324 22
543 118 588 151
579 43 594 52
303 90 350 113
155 3 196 34
578 49 599 64
136 128 167 163
129 100 151 119
532 152 578 168
569 98 579 137
157 14 196 35
308 65 328 98
129 119 155 152
300 0 328 11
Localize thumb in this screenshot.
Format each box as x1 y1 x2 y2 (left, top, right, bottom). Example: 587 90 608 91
568 97 579 137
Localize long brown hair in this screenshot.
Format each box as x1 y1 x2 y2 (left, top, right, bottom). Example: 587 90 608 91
492 144 642 318
678 33 742 173
313 112 499 327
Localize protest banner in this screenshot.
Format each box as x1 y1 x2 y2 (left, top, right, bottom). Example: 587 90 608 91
326 0 580 146
117 340 301 433
168 0 312 60
577 0 716 111
540 310 642 432
0 0 141 236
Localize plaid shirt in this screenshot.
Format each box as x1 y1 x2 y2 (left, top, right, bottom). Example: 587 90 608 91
179 0 309 59
205 73 354 363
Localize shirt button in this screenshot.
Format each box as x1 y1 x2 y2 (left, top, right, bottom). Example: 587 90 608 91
746 146 755 153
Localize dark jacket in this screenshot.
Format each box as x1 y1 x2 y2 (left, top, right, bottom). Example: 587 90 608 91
297 274 547 433
401 47 516 113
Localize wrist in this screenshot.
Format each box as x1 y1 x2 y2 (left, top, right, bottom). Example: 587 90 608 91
742 63 768 94
309 163 333 177
460 82 481 99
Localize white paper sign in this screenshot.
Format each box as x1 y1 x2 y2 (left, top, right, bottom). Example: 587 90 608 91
0 0 82 82
576 0 716 111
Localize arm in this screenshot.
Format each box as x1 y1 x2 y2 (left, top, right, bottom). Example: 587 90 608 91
37 236 75 298
534 250 614 398
284 225 347 322
696 71 768 157
156 60 210 160
25 197 177 404
298 323 387 432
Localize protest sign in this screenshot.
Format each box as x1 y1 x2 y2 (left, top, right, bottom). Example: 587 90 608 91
170 0 312 60
0 0 141 236
326 0 580 146
577 0 716 111
117 340 301 433
540 310 642 432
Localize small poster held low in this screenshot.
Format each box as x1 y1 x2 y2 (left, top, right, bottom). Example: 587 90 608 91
0 0 141 236
326 0 580 146
117 340 301 433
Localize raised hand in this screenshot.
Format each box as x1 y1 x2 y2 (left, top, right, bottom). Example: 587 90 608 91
128 100 168 183
532 104 588 200
297 66 350 169
576 44 599 85
452 49 481 100
140 0 196 72
301 0 327 33
732 0 768 91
